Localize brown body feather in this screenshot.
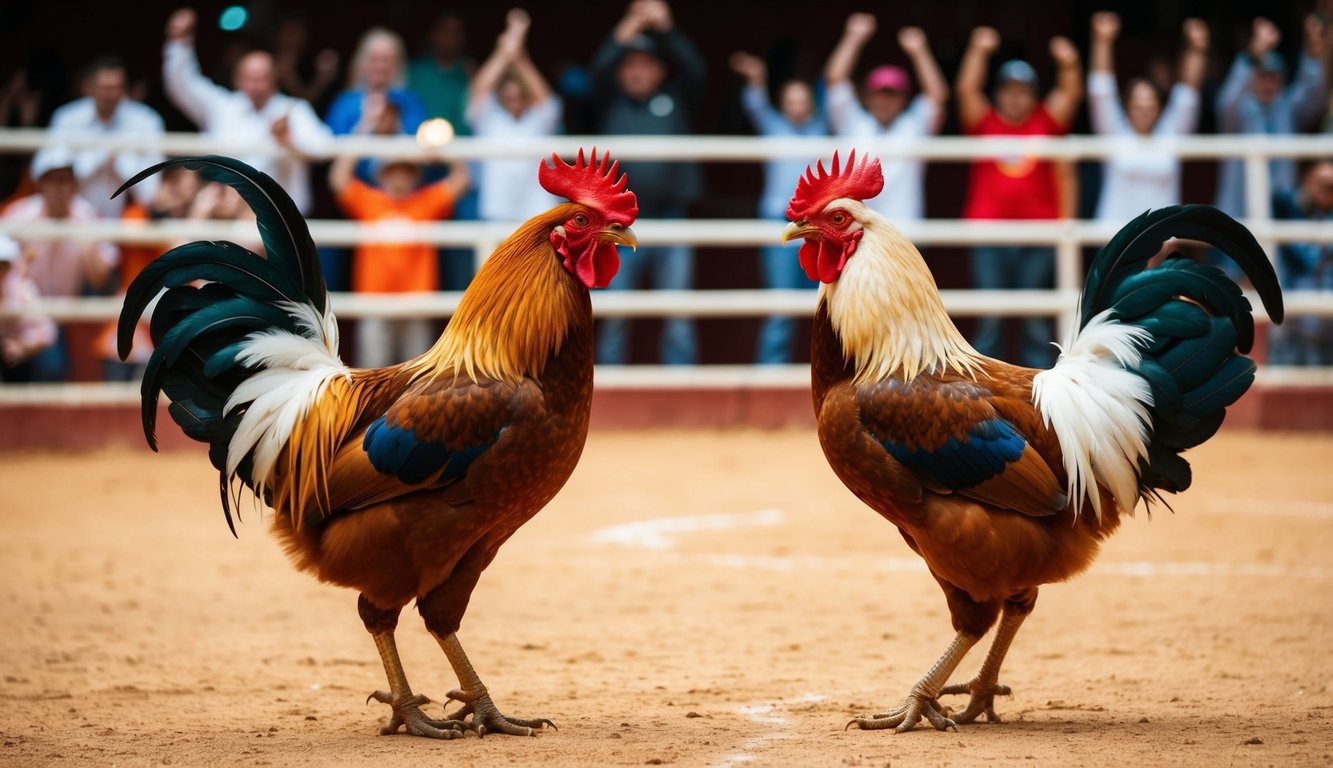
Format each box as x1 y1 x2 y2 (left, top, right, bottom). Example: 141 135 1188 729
811 299 1121 628
261 207 595 623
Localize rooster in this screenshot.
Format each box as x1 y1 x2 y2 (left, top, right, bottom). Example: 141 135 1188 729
116 149 637 739
782 151 1283 733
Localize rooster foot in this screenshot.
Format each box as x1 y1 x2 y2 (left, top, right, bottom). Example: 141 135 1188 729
847 694 956 733
368 690 468 739
444 688 556 737
938 680 1012 724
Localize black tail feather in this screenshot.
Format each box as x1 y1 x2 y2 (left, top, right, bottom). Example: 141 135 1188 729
1082 206 1282 500
116 156 329 532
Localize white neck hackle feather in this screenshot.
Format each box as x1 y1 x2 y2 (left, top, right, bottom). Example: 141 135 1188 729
1032 309 1154 521
223 300 350 496
824 199 984 384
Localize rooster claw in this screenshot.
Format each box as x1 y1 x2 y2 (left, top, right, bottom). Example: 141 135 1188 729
443 688 556 737
368 689 468 739
848 695 957 733
938 680 1012 724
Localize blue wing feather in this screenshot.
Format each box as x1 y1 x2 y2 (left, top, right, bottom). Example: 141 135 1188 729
879 418 1028 492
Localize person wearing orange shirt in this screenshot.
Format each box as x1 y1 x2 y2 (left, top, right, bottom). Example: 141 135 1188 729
329 101 469 368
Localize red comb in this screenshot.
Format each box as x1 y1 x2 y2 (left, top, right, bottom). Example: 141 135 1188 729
785 149 884 221
538 147 638 225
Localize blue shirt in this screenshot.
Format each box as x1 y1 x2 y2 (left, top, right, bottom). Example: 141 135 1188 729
740 84 827 220
325 87 428 135
1214 53 1327 218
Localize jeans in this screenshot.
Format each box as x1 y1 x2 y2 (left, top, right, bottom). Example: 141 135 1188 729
596 242 697 365
969 245 1056 369
755 241 815 364
28 328 68 382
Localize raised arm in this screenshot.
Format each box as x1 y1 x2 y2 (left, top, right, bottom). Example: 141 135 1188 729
1044 36 1083 128
1086 12 1123 135
956 26 999 131
824 13 876 86
730 51 779 130
1289 13 1330 130
1178 18 1209 91
591 2 650 95
161 7 224 128
507 13 553 108
469 9 527 114
1089 11 1118 75
1217 18 1279 130
646 2 706 96
899 26 949 110
328 93 386 196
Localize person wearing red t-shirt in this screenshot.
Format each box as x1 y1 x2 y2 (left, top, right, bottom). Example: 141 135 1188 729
956 26 1082 368
329 107 469 368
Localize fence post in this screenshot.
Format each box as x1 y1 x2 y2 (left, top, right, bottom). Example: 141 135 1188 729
1055 225 1081 347
1243 148 1275 263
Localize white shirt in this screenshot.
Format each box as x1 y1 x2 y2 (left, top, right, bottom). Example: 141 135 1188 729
163 40 332 214
1088 71 1200 222
466 92 563 222
47 97 165 218
826 81 940 222
1 194 118 297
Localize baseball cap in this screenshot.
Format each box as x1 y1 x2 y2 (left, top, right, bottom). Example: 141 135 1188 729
865 65 910 93
622 33 664 61
1254 51 1286 77
30 146 75 179
996 59 1038 89
0 234 18 263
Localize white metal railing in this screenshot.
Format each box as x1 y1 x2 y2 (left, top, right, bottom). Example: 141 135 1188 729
0 131 1330 390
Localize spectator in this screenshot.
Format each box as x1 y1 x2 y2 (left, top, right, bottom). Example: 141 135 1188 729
956 26 1082 369
0 234 58 384
591 0 704 366
326 27 427 137
468 9 562 223
1216 15 1328 218
729 50 824 364
329 94 470 369
46 55 165 220
408 11 474 133
1 148 118 381
161 7 332 215
272 12 341 115
1088 14 1208 222
822 14 948 221
1269 159 1333 365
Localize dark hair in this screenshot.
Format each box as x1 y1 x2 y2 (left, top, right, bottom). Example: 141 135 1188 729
83 54 126 81
1122 76 1164 108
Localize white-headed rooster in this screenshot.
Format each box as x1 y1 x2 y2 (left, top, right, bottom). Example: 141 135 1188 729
783 151 1283 733
117 149 637 739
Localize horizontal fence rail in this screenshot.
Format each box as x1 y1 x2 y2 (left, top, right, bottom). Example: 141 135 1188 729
0 130 1329 392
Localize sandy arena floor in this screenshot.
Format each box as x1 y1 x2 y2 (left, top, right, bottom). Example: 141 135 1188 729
1 429 1331 767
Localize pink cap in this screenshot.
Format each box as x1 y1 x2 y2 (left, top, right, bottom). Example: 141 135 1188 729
865 65 910 93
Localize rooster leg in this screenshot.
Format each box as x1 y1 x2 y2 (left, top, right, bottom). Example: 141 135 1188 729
360 596 467 739
938 589 1038 724
434 632 556 737
848 631 979 733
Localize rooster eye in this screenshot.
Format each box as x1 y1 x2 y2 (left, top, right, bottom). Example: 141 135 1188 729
830 212 847 226
573 214 589 227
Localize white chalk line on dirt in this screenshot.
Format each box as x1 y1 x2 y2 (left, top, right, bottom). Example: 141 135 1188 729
589 510 1331 579
712 692 827 768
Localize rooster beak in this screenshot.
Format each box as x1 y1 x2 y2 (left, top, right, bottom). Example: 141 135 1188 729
598 224 638 252
783 221 816 244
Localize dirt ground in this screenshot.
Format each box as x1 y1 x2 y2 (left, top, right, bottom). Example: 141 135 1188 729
1 428 1332 767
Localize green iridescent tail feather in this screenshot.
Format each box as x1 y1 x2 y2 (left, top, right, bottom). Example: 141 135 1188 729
115 156 327 534
1080 205 1284 497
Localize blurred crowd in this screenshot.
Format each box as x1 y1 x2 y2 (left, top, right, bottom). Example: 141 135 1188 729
1 1 1331 382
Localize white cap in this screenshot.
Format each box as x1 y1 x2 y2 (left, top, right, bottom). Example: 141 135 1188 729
30 146 75 179
0 234 19 263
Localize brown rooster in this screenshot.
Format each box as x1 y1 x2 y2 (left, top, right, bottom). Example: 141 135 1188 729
783 150 1283 732
117 149 637 738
